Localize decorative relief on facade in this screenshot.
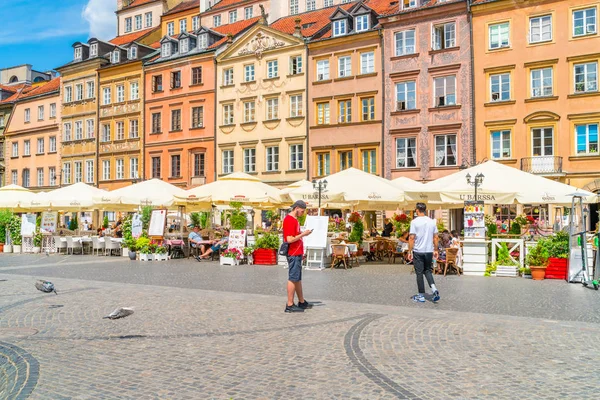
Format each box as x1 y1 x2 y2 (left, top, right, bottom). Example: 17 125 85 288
101 103 139 118
432 111 457 123
100 140 139 154
238 32 286 59
236 79 286 96
396 115 417 125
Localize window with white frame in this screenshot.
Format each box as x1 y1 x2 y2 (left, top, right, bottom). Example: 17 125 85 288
222 150 234 173
102 160 110 180
244 101 255 123
180 19 187 33
38 105 44 120
243 148 256 173
490 73 510 102
145 12 153 27
435 134 457 166
306 0 316 12
266 98 279 120
74 46 82 61
37 138 44 154
112 50 120 64
224 68 234 85
162 42 171 57
24 108 30 123
317 59 330 80
125 17 132 32
86 160 94 183
129 46 137 59
23 140 30 156
63 162 72 184
21 169 30 188
90 43 98 57
167 22 174 36
266 146 279 171
223 104 234 125
116 121 125 140
361 97 375 121
531 67 553 97
191 106 204 128
290 144 304 170
116 159 124 180
573 8 597 37
316 152 330 176
101 124 110 142
49 136 56 152
576 123 599 154
11 170 17 185
229 10 237 23
50 103 56 118
245 64 255 82
180 38 189 53
86 119 94 138
434 75 456 106
489 22 509 49
338 99 351 123
361 149 377 174
267 60 279 78
317 102 330 125
86 81 95 98
64 123 72 141
130 82 139 100
324 0 333 6
491 130 511 159
432 22 456 50
360 52 375 74
130 157 139 178
529 15 552 43
395 29 415 56
213 15 221 27
37 168 44 187
355 15 369 32
339 150 353 170
49 167 57 186
333 19 347 37
74 161 83 183
198 34 208 49
396 81 416 111
130 119 139 138
338 56 351 77
245 6 253 19
290 0 299 15
65 86 73 103
192 15 200 31
75 84 83 101
396 137 417 168
290 55 303 74
290 94 303 117
103 87 111 105
75 120 83 140
116 85 125 103
574 62 598 93
135 14 142 30
532 127 554 157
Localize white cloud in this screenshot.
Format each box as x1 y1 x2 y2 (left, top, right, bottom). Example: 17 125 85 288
83 0 117 40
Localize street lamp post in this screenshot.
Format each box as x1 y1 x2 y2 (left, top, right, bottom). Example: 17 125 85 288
466 173 485 201
312 179 328 216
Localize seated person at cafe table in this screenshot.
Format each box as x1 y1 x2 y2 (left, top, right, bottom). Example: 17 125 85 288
197 230 230 260
188 225 203 248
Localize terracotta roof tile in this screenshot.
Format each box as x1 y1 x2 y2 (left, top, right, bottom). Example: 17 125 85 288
18 77 61 100
206 0 257 12
381 0 465 17
122 0 160 9
0 84 35 105
165 0 199 15
0 84 20 93
109 27 159 46
211 16 261 36
270 4 355 38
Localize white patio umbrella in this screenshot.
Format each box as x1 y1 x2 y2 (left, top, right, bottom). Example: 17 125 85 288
405 160 596 206
174 172 284 210
29 182 109 211
287 168 405 210
96 179 188 209
0 184 37 210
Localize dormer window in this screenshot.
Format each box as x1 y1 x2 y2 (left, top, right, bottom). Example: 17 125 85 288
198 34 208 49
128 46 138 60
90 43 98 57
74 46 82 61
333 20 347 37
162 42 171 57
402 0 417 9
355 15 369 32
112 50 120 63
180 38 189 53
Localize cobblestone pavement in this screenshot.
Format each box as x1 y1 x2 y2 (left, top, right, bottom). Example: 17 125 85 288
0 254 600 399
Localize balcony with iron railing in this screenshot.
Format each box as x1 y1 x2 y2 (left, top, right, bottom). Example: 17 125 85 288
520 156 564 175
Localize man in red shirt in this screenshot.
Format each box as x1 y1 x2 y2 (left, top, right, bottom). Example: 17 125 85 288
283 200 313 313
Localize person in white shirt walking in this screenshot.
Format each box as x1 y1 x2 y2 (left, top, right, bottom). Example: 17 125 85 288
406 203 440 303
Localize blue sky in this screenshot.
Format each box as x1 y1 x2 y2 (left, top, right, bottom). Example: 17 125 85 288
0 0 116 73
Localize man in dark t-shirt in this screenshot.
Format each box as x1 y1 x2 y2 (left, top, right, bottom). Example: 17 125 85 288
282 200 313 313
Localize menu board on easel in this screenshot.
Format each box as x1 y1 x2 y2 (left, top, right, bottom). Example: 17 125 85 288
41 212 58 233
148 209 167 238
228 230 246 251
464 201 485 239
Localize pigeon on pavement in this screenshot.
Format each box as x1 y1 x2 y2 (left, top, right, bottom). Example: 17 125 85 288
103 307 135 320
35 280 57 295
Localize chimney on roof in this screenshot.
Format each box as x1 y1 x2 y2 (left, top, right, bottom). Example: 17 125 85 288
293 18 303 39
259 4 267 25
227 33 233 44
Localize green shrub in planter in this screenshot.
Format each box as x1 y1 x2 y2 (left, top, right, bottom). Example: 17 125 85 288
69 214 78 231
8 215 22 246
136 237 151 254
103 215 109 229
254 232 280 250
526 241 549 267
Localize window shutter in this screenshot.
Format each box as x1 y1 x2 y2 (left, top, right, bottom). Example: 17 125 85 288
170 72 174 89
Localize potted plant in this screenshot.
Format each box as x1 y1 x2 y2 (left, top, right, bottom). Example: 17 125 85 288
526 240 549 280
226 202 248 230
103 215 110 229
493 242 520 277
0 209 13 253
123 238 137 260
243 246 254 265
253 232 280 265
543 231 569 279
348 212 364 255
136 237 152 261
154 245 168 261
221 247 242 266
519 267 532 279
69 214 78 231
9 215 22 253
392 213 411 237
32 229 43 254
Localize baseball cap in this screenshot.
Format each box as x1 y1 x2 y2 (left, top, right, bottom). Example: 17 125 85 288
291 200 307 210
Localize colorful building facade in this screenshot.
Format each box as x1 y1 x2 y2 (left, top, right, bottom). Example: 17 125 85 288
116 0 184 36
380 0 474 181
199 0 268 29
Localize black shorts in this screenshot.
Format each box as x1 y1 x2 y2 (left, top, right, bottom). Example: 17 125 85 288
287 255 303 282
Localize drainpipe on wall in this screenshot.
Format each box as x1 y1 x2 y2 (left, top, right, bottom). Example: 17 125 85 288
379 27 385 179
467 0 476 164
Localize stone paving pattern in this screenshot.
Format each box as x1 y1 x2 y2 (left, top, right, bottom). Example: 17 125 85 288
0 254 599 399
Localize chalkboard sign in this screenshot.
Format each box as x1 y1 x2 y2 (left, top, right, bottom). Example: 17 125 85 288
148 209 167 238
303 216 329 249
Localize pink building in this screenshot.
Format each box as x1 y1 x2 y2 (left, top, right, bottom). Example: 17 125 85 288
380 0 473 182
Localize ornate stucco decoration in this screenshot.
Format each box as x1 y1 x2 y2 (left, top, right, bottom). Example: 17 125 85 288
238 33 286 59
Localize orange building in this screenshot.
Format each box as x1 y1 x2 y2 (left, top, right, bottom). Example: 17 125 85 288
472 0 600 222
3 78 61 190
144 16 259 187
